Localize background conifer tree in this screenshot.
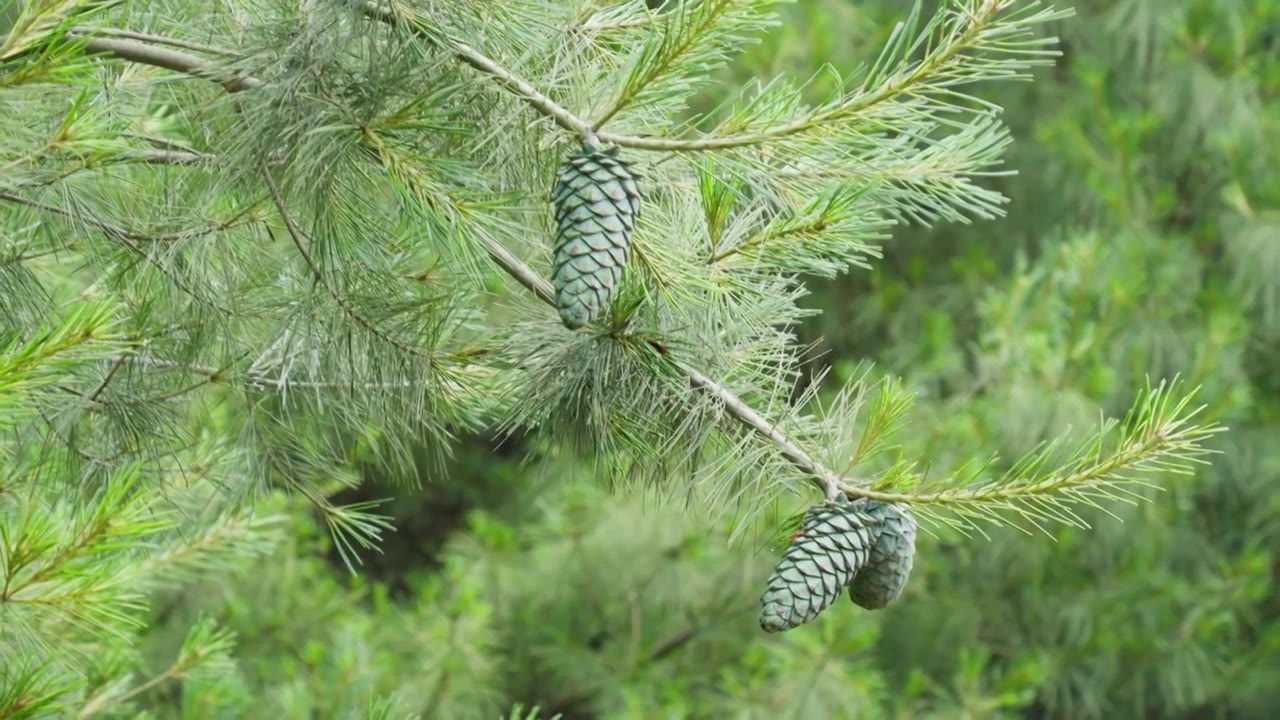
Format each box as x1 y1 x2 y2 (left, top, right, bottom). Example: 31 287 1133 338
0 0 1261 717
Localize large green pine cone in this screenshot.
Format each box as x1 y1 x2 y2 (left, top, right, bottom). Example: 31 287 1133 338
847 500 917 610
550 144 641 329
759 500 878 633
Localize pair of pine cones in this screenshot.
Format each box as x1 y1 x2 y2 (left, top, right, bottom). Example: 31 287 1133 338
759 498 918 632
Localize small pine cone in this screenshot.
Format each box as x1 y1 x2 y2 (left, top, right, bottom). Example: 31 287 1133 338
847 500 917 610
550 144 641 329
759 500 879 633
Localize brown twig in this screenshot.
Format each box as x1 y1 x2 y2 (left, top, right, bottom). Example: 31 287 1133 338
85 354 127 402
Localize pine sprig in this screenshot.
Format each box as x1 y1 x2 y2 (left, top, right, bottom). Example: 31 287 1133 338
597 0 1072 151
0 657 76 718
78 616 239 717
0 464 170 655
357 122 503 284
0 302 131 429
324 498 397 575
127 511 287 587
850 374 913 469
261 167 434 363
591 0 783 128
708 182 890 275
836 377 1225 533
0 0 118 60
576 3 655 34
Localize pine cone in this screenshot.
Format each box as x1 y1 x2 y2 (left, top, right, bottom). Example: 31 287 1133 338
550 144 641 329
759 499 879 632
847 500 917 610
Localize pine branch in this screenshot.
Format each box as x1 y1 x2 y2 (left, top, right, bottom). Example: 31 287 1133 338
0 190 234 314
0 150 205 196
119 355 504 428
359 1 600 144
0 659 74 718
92 34 253 90
64 26 243 58
707 184 886 272
0 25 907 507
0 9 1221 526
0 465 169 649
0 190 159 242
125 512 286 588
0 188 251 244
840 378 1224 532
0 0 108 60
0 301 131 421
127 355 421 391
588 0 777 129
260 167 437 362
77 617 237 718
681 364 842 499
111 148 208 165
0 31 260 91
362 0 1066 153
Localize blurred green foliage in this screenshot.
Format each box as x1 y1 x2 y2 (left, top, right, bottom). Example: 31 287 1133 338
11 0 1278 717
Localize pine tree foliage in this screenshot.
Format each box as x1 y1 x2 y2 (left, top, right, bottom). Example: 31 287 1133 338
732 0 1280 714
0 0 1240 714
867 231 1277 719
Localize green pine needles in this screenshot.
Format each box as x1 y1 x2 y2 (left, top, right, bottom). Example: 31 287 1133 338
0 0 1228 713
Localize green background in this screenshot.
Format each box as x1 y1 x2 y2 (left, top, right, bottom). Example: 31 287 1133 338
3 0 1279 718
